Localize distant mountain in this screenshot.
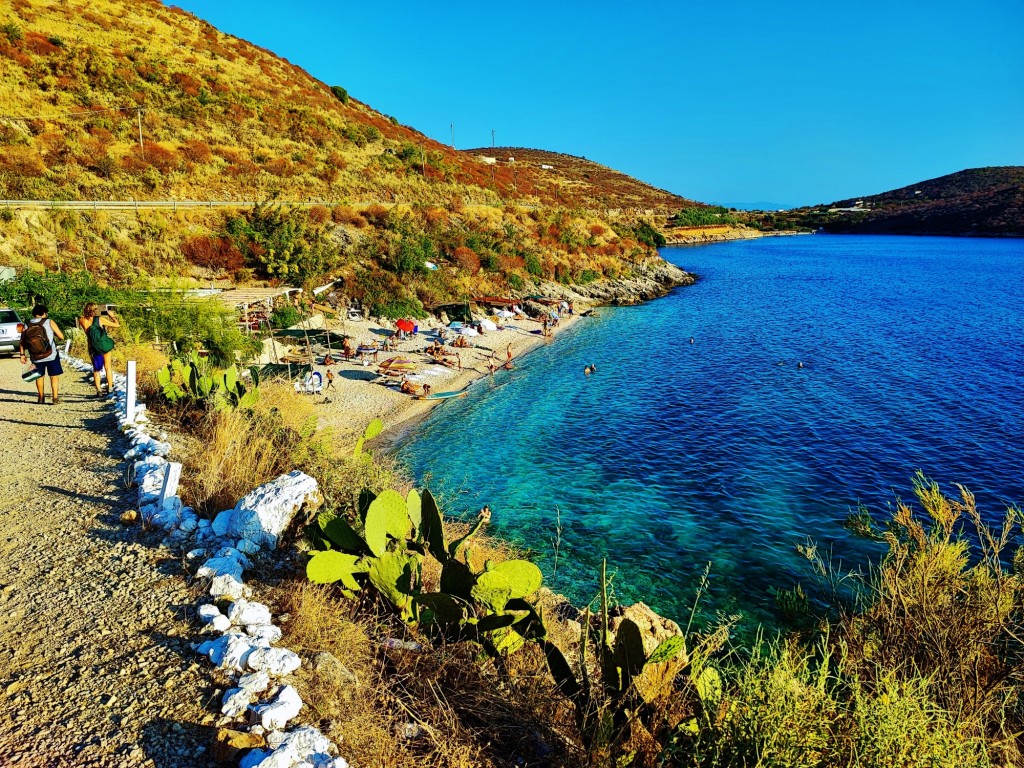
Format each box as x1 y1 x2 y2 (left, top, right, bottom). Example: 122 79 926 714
715 201 798 212
777 168 1024 237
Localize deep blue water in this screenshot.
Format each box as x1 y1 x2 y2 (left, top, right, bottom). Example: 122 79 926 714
395 235 1024 625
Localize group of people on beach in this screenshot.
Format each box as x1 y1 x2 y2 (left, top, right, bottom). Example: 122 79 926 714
18 301 119 404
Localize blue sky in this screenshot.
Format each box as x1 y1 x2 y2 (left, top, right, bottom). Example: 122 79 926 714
170 1 1023 208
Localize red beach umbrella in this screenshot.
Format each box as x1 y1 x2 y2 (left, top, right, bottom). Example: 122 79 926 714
396 319 415 333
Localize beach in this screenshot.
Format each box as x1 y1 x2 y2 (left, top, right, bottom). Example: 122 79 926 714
305 309 585 448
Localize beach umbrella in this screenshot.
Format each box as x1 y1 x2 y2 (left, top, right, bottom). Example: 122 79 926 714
458 326 479 337
378 356 417 373
448 321 463 329
396 319 415 333
479 318 498 331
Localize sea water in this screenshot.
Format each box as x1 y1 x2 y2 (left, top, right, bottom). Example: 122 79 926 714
395 235 1024 626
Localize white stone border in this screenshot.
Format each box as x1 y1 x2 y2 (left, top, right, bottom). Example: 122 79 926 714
65 355 347 768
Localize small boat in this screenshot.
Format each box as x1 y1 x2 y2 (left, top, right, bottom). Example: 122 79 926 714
414 390 468 401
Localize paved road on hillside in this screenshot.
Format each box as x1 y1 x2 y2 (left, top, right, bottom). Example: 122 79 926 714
0 357 215 767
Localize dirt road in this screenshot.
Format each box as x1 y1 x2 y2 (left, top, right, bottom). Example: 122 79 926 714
0 357 216 767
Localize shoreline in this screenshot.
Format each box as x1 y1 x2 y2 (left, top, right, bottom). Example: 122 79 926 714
312 307 589 450
311 260 693 450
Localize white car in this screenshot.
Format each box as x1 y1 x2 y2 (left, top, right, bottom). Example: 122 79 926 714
0 307 24 356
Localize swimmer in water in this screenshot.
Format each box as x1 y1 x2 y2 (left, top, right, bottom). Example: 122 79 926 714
798 361 804 369
690 337 694 345
584 365 592 376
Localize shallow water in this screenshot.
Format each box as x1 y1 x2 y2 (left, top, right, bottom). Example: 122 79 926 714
395 235 1024 625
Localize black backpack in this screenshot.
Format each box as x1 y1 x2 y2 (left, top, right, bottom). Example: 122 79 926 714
22 321 53 362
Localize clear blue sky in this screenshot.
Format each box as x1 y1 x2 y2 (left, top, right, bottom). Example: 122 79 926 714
170 0 1023 208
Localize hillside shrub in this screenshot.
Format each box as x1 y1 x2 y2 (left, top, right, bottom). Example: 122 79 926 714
524 253 543 277
451 246 480 275
506 272 525 291
181 235 244 272
330 85 348 104
270 304 301 329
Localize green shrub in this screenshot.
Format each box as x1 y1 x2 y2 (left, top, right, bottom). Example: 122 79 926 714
633 219 666 248
330 85 349 104
506 272 525 291
270 304 301 329
524 253 543 277
577 269 600 285
1 22 22 43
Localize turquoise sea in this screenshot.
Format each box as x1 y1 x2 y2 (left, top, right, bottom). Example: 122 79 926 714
395 235 1024 625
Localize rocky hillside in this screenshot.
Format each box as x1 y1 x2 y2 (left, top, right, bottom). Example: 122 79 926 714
773 167 1024 236
0 0 705 302
0 0 697 213
461 147 699 212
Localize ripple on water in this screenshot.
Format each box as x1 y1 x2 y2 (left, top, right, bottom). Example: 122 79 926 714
397 235 1024 626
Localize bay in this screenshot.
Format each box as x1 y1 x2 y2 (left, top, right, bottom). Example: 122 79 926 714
395 235 1024 625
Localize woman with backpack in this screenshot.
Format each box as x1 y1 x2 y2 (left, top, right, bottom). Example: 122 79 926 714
78 302 119 396
20 304 66 404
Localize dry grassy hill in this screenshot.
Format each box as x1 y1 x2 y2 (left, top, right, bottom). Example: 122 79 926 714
462 148 699 212
0 0 699 212
0 0 700 305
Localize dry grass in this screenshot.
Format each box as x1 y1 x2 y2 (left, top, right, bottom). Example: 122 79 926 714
278 580 579 768
179 407 296 515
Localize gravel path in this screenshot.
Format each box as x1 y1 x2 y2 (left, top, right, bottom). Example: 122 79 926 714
0 358 217 767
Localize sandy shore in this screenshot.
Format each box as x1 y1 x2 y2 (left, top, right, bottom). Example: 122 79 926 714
307 310 585 450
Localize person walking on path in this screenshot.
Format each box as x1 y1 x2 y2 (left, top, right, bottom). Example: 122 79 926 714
77 302 119 396
20 303 65 404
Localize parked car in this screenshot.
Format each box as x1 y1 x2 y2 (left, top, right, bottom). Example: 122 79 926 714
0 307 24 356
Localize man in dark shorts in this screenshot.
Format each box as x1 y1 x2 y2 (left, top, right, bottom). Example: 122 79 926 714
20 304 66 404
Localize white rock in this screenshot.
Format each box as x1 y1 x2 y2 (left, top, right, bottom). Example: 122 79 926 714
227 471 321 550
228 600 272 626
221 686 254 717
266 726 333 757
209 573 251 601
309 757 349 768
239 670 271 694
247 624 283 645
246 647 301 676
251 685 303 730
212 509 233 537
197 634 255 671
237 538 261 555
196 556 244 581
179 515 198 533
198 604 223 624
239 749 271 768
215 547 253 569
186 548 210 563
211 614 232 632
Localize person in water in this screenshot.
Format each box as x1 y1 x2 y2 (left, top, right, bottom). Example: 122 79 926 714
590 363 597 373
797 361 804 369
584 365 592 376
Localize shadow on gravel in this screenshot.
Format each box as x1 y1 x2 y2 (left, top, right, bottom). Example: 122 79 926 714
41 484 121 507
141 716 217 768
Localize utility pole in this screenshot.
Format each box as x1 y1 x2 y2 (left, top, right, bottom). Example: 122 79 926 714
137 107 145 159
450 122 454 149
491 129 495 148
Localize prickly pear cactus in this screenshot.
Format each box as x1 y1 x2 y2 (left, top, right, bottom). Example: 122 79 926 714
491 560 543 600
